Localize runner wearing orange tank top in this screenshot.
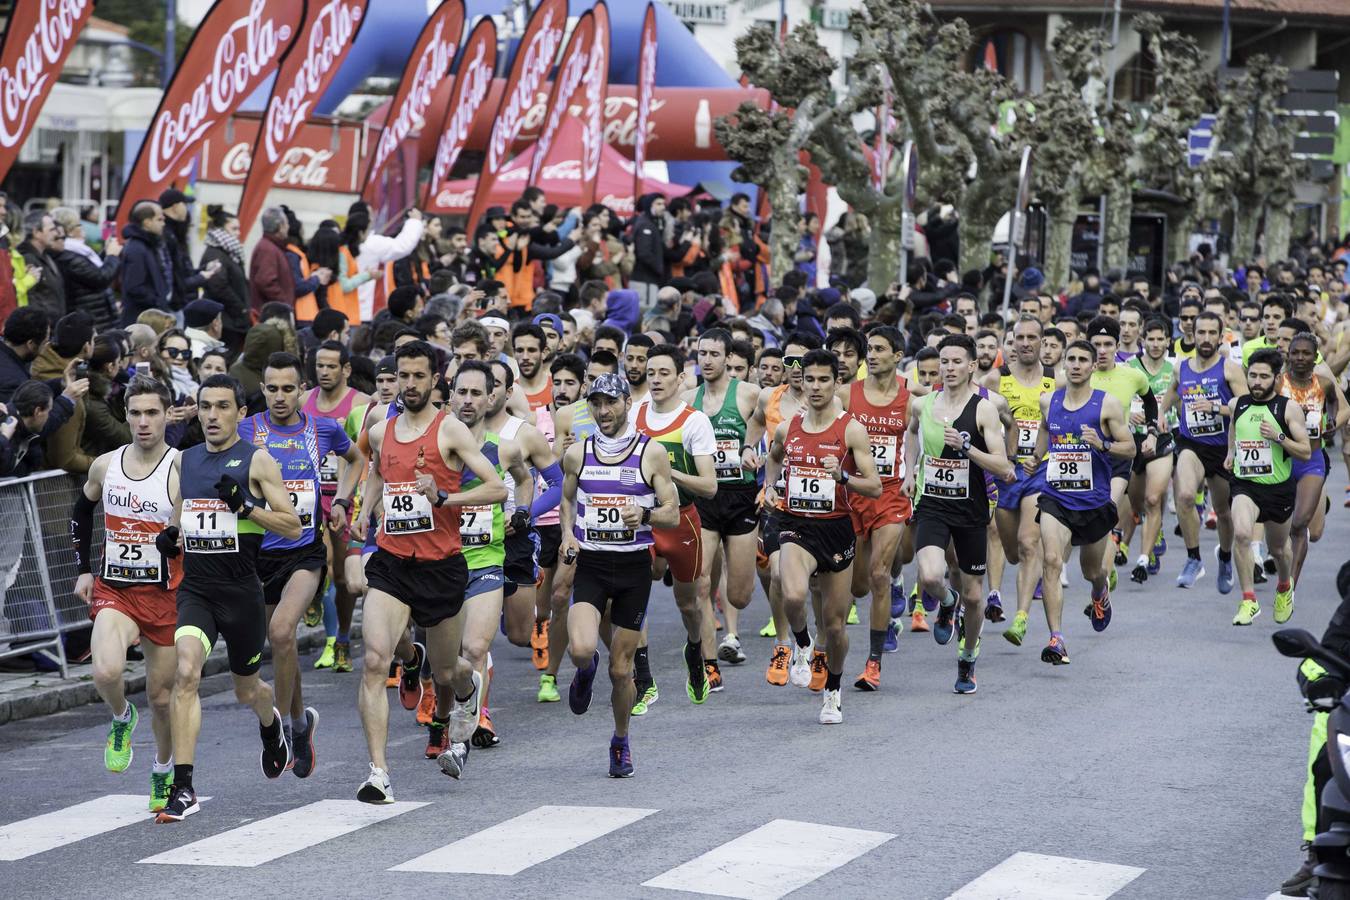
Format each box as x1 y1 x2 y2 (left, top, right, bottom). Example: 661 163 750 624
352 341 507 804
512 322 554 411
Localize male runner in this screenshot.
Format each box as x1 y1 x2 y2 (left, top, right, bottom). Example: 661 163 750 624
512 322 554 411
155 374 302 822
1040 327 1066 371
625 334 653 407
352 341 506 802
905 335 1012 693
766 348 880 722
240 352 363 777
758 348 785 388
1116 300 1145 360
1227 349 1309 625
559 373 680 776
1032 341 1134 665
1124 317 1176 583
827 327 865 385
726 341 755 383
73 377 180 811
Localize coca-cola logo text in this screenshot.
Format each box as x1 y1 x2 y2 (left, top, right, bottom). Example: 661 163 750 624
263 0 362 165
0 0 91 148
223 141 333 187
580 18 607 183
531 17 591 182
370 16 455 176
603 96 665 148
432 35 494 187
487 3 564 174
633 18 658 168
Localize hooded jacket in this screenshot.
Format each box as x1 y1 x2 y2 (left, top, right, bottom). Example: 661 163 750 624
81 369 130 458
603 289 640 336
17 237 65 322
229 318 293 410
56 243 120 331
119 222 173 326
629 194 670 285
31 343 91 473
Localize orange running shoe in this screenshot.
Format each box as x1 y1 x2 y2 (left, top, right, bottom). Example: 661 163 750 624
853 659 881 692
386 662 401 689
765 644 790 685
808 649 829 692
705 662 724 693
416 679 435 726
425 719 448 758
910 608 930 633
530 619 549 670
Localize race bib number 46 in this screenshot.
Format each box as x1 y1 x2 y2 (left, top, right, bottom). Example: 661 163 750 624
382 482 433 535
787 466 835 513
921 455 968 499
182 498 239 553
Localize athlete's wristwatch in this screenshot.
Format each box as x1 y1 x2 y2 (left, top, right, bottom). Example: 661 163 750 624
435 489 450 508
333 497 353 512
641 507 652 525
836 469 850 485
239 500 255 520
1275 431 1286 443
960 435 972 453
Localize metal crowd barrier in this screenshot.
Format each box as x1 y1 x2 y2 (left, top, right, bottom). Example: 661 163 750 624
0 469 99 679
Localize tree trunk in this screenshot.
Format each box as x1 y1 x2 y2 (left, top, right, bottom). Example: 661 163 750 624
867 198 902 292
1102 182 1132 276
1165 203 1196 264
1232 200 1261 267
767 150 801 290
958 203 998 279
1043 188 1079 291
1264 203 1293 262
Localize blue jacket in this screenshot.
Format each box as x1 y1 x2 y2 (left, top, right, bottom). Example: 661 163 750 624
604 289 640 335
119 223 173 326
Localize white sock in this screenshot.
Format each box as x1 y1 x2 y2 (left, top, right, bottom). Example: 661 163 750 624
152 756 173 774
1136 555 1148 567
113 702 132 722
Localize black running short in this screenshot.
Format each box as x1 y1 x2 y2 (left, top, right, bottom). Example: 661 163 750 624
1131 432 1175 475
911 508 987 576
1175 435 1230 482
503 527 539 597
696 484 760 537
536 524 562 569
1230 478 1295 524
778 512 855 574
177 580 266 676
364 549 469 627
1036 495 1118 546
573 548 653 631
257 540 327 607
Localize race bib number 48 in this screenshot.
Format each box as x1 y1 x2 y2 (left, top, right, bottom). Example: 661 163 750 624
382 482 433 535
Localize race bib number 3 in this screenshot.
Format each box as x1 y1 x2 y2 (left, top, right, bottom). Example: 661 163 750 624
1047 450 1092 492
103 529 162 582
459 505 494 546
181 499 239 553
921 455 969 499
1016 418 1040 458
787 466 835 513
870 434 899 478
713 439 743 481
382 483 433 535
1236 439 1273 477
583 495 636 543
284 479 317 530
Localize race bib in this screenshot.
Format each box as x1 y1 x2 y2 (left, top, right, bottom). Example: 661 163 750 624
103 528 162 582
181 498 239 553
318 453 339 489
1015 418 1040 458
870 434 899 478
787 465 835 513
1184 395 1223 436
458 505 494 546
1235 439 1273 477
1129 396 1147 435
1047 451 1092 492
582 495 636 543
283 479 317 530
1304 405 1322 440
921 455 969 499
382 482 433 535
713 439 743 482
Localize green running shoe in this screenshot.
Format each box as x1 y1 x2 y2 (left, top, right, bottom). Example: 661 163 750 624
303 597 322 629
631 683 659 716
313 637 336 669
537 673 560 703
105 702 137 773
1003 610 1028 647
1233 598 1261 626
149 769 171 812
1107 564 1118 592
846 603 860 625
1274 588 1295 624
758 618 777 638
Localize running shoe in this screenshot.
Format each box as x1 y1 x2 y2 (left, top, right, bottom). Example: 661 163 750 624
883 621 899 653
684 641 708 704
304 597 322 629
788 642 813 688
1275 587 1295 624
984 590 1005 623
333 641 353 673
1003 610 1028 646
571 651 600 714
537 673 560 703
449 671 482 743
1088 588 1112 632
907 582 919 613
1107 564 1118 592
399 642 425 711
471 707 499 749
854 659 881 692
705 662 724 693
759 618 777 638
1111 530 1126 567
1233 598 1261 626
718 633 746 665
1033 578 1044 601
808 648 829 692
149 769 171 812
1154 533 1166 557
1205 508 1217 530
530 619 549 670
955 658 977 694
386 661 400 689
1040 634 1071 665
933 588 958 645
920 589 941 613
1254 564 1268 585
891 578 907 618
313 637 336 669
910 608 930 633
105 702 137 773
291 707 319 779
437 742 468 780
818 689 843 724
609 735 634 777
1130 561 1148 584
357 764 393 804
1282 841 1316 897
1214 546 1234 594
1146 551 1160 576
1176 557 1205 588
416 679 435 723
766 644 791 685
846 603 860 625
154 785 199 823
260 710 291 779
1264 554 1278 576
425 720 449 758
631 683 659 715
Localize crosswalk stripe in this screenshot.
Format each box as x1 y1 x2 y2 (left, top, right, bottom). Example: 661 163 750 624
0 794 208 861
390 804 658 875
137 800 426 867
943 852 1145 899
642 818 895 900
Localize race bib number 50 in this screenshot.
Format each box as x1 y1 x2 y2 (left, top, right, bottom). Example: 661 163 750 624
583 495 636 543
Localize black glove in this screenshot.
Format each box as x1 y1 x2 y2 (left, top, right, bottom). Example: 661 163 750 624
1308 675 1347 711
214 475 244 513
510 507 531 534
155 525 182 559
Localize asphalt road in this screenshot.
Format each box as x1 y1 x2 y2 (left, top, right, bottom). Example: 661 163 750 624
2 474 1345 899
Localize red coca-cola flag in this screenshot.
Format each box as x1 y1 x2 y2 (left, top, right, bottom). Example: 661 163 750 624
237 0 369 234
528 10 593 185
0 0 97 184
579 1 610 209
465 0 566 232
360 0 464 205
633 3 657 205
423 15 496 212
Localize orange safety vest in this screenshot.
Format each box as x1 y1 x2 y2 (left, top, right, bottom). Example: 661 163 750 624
292 244 319 322
332 246 362 324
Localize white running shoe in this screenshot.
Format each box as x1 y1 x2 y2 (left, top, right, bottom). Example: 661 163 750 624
819 689 843 725
717 634 746 665
448 671 482 743
789 642 813 688
357 763 393 804
437 742 469 780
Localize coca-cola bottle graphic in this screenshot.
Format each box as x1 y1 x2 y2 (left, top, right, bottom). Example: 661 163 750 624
695 99 711 149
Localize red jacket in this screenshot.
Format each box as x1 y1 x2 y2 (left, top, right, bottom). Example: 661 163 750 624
249 233 295 315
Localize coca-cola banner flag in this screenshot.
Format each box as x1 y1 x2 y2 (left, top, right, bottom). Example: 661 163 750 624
360 0 464 204
465 0 566 232
201 114 365 194
0 0 97 184
527 10 593 185
422 15 496 212
237 0 368 234
115 0 302 224
579 1 610 209
633 2 657 203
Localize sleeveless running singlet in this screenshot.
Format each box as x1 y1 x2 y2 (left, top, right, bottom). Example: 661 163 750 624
695 378 755 486
782 412 854 519
304 387 360 495
458 434 506 569
239 411 350 550
848 377 910 483
913 393 989 527
1279 373 1327 444
574 435 655 552
1177 357 1233 446
997 364 1055 461
1231 395 1294 484
376 411 463 560
1042 390 1113 511
101 447 181 589
178 440 266 581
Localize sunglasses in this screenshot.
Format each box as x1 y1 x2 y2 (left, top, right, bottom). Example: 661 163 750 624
162 347 191 359
430 400 445 409
1178 315 1197 322
1239 315 1260 322
783 356 803 369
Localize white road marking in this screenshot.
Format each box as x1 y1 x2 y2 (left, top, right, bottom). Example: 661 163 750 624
944 852 1145 899
0 794 207 860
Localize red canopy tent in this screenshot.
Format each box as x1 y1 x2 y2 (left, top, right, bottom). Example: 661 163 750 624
428 113 692 217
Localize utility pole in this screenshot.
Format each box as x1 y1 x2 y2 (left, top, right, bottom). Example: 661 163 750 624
1095 0 1121 274
164 0 176 87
